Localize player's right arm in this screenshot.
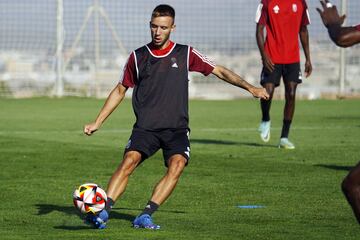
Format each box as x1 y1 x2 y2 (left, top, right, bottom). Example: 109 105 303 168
84 52 136 136
255 1 274 72
84 83 128 136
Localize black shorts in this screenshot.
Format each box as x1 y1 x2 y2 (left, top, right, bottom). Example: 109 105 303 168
260 63 302 87
124 128 190 167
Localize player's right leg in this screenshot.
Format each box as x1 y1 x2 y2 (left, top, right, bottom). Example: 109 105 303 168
259 67 279 142
84 209 109 229
85 151 142 229
342 161 360 224
106 150 143 202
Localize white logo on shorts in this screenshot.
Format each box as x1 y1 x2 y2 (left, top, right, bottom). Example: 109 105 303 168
184 146 190 158
125 139 131 149
298 71 302 80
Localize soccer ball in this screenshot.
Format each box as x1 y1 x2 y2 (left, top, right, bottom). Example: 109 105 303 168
73 183 107 214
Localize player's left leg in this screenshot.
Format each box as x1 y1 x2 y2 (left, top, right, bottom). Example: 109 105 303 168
151 154 187 204
279 80 297 149
342 161 360 224
133 129 189 230
279 63 301 149
133 154 187 229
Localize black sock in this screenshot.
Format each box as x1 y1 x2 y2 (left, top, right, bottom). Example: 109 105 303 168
281 120 292 138
262 115 270 122
105 197 115 213
261 100 271 122
141 200 159 216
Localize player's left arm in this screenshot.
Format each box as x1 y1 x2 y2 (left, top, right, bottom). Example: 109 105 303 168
316 0 360 47
211 65 269 100
299 25 312 78
328 26 360 47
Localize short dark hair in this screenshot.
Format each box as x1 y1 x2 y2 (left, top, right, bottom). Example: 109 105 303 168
151 4 175 20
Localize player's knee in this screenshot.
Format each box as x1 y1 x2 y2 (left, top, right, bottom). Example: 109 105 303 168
168 157 186 179
121 152 141 175
285 89 296 100
265 87 275 97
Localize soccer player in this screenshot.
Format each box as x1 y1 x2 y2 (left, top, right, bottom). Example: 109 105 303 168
255 0 312 149
317 0 360 47
317 0 360 224
83 4 269 229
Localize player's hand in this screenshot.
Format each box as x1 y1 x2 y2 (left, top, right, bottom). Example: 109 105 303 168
304 60 312 78
251 87 269 100
84 122 100 136
261 54 275 73
316 0 346 28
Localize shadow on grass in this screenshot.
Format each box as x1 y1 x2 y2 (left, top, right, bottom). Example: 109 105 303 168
35 204 185 230
191 138 276 148
35 204 136 230
54 225 92 230
314 164 353 171
113 207 186 214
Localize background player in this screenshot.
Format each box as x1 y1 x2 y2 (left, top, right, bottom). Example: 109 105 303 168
255 0 312 149
83 4 269 229
317 0 360 224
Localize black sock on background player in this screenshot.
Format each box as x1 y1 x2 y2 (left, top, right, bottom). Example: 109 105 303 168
281 119 292 138
261 99 271 122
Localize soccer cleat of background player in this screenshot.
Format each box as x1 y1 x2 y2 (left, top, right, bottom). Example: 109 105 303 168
278 137 295 149
258 120 271 142
255 0 312 148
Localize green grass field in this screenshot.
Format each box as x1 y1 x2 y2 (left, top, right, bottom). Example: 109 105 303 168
1 97 360 239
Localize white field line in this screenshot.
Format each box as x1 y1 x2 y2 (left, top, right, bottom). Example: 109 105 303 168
0 126 355 135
